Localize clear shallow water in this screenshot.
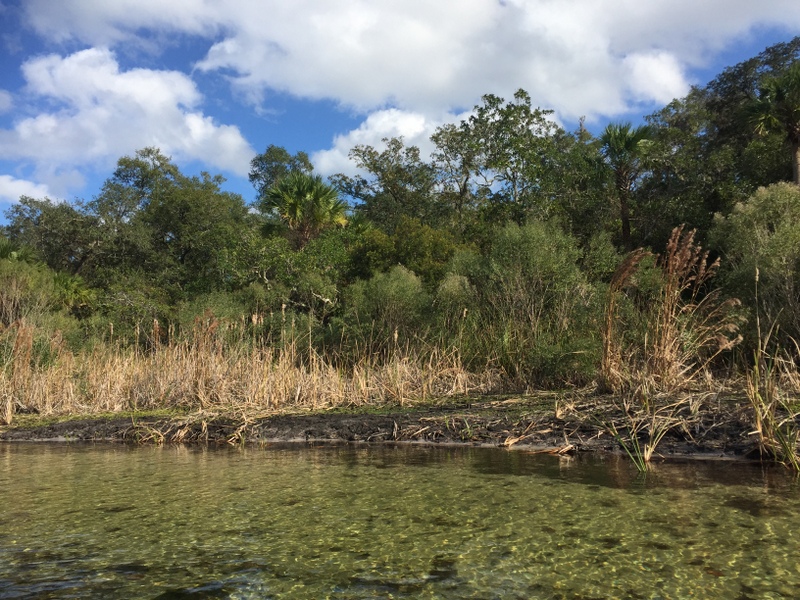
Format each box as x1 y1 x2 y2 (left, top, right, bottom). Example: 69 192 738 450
1 443 799 599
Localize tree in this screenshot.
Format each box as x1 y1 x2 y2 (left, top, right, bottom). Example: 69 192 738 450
750 61 800 184
637 39 800 250
460 90 563 223
600 122 653 250
143 171 250 296
249 145 313 201
4 196 98 275
336 137 440 232
712 182 800 345
5 149 252 302
261 172 348 248
430 123 483 234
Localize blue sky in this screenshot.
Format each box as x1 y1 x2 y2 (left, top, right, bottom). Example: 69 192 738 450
1 0 800 219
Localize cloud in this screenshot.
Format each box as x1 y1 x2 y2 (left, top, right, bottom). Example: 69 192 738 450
21 0 800 122
0 174 50 204
312 109 441 176
10 0 800 200
0 48 254 196
623 51 690 106
22 0 220 46
0 90 12 114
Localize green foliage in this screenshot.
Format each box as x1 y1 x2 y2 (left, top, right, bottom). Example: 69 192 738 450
52 272 96 318
4 197 99 275
0 237 35 263
435 273 477 317
345 266 430 348
0 258 86 361
260 171 348 248
95 270 173 342
349 227 396 280
338 137 441 231
639 39 800 250
0 258 58 327
249 145 313 200
600 122 653 249
749 60 800 184
460 222 599 385
4 41 800 390
218 227 353 325
581 231 623 283
350 216 459 286
712 182 800 345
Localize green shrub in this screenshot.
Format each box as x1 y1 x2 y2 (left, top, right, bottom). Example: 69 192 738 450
0 259 57 327
712 182 800 346
463 222 601 386
344 266 430 352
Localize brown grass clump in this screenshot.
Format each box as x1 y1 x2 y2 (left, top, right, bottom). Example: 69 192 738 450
601 248 650 393
746 273 800 471
601 226 742 394
0 317 498 423
599 226 743 470
649 226 742 390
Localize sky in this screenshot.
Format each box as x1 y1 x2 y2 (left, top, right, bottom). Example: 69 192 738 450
1 0 800 217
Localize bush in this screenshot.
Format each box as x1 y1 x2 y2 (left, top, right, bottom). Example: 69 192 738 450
712 182 800 346
463 222 601 386
344 266 430 352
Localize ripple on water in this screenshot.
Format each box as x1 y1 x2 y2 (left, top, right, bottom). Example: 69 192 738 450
1 445 800 599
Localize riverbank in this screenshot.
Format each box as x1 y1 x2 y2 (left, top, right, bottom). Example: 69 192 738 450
0 392 764 461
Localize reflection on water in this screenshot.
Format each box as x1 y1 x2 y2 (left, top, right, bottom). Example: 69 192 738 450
1 442 799 599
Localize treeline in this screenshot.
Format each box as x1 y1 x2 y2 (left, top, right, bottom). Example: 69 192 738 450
3 39 800 395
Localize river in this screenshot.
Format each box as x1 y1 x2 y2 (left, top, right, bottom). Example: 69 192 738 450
1 443 798 598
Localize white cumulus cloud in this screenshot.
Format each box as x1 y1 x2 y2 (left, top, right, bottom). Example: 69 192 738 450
21 0 800 121
623 51 690 105
0 175 50 204
313 109 442 176
0 48 254 196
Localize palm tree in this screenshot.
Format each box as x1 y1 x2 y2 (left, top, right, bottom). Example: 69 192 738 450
260 172 348 247
600 122 653 250
750 61 800 185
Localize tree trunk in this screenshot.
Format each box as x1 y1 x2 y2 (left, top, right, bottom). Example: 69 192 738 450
616 171 633 250
619 190 632 250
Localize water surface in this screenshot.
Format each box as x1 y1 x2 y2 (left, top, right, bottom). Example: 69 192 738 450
1 443 798 599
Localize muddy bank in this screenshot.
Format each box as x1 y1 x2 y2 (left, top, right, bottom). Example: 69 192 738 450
0 394 764 461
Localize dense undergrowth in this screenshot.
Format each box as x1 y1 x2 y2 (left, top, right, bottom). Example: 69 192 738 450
2 220 799 469
4 42 800 470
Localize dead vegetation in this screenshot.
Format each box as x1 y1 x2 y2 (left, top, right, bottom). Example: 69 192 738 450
2 227 798 470
0 316 499 426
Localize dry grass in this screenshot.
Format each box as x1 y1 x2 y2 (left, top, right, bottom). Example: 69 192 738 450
602 226 742 394
601 248 650 393
746 274 800 471
601 386 690 472
0 317 499 424
747 352 800 471
599 227 744 469
648 226 742 390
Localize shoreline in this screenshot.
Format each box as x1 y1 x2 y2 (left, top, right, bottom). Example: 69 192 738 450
0 394 767 464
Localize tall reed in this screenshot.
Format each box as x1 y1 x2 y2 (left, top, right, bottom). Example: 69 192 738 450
601 248 649 393
599 227 742 469
0 316 498 420
746 270 800 470
601 226 741 393
648 226 741 389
